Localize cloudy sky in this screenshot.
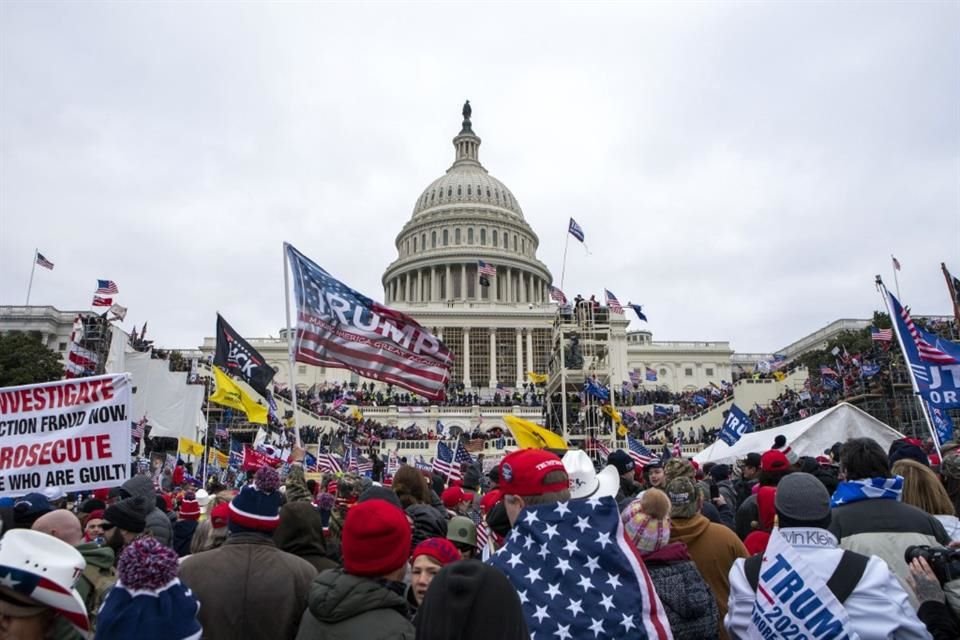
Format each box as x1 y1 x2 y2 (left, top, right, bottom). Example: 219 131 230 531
1 1 957 354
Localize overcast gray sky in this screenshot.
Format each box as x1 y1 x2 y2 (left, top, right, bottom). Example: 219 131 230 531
1 1 957 354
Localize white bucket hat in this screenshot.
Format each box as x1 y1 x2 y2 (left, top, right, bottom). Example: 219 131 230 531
195 489 211 508
562 449 620 500
0 529 89 633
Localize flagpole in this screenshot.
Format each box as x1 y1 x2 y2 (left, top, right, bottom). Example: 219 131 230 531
447 439 459 489
559 232 570 291
891 255 901 300
282 243 302 448
25 249 37 305
942 263 960 325
876 277 940 457
201 375 212 488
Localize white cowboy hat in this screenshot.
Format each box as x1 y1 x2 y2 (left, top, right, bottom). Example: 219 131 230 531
562 450 620 500
0 529 89 633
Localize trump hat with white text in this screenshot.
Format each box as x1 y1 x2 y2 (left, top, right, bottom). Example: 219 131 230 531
0 529 89 634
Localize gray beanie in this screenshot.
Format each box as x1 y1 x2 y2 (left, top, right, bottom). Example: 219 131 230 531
775 472 830 521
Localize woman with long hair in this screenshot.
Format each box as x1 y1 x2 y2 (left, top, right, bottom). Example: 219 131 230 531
892 459 960 541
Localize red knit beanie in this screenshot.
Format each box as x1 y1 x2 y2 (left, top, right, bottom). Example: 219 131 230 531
341 499 411 578
412 537 460 567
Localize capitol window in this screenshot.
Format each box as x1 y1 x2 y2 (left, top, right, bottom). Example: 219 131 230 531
443 229 449 246
467 185 471 195
467 228 474 244
457 185 462 196
448 187 452 197
706 367 714 376
421 233 426 250
413 237 418 252
480 229 486 245
493 229 498 246
685 368 693 377
513 235 518 251
431 231 436 248
455 228 461 244
521 238 525 253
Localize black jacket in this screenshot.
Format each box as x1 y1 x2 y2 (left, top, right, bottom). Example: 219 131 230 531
296 570 414 640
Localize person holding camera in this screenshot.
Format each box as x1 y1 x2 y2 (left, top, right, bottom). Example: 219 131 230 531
906 555 960 640
726 473 929 639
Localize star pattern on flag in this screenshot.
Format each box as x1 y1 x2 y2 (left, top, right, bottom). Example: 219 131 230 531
489 497 665 639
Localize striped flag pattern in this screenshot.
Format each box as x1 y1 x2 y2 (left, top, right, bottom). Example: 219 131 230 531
604 289 623 314
899 303 957 364
871 328 893 342
477 260 497 277
95 279 119 294
35 253 54 270
317 452 343 474
549 286 568 304
626 435 658 467
432 441 462 481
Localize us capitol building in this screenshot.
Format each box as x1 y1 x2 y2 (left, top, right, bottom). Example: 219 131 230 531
225 102 736 396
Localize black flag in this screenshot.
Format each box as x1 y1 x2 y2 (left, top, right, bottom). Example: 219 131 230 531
214 314 276 398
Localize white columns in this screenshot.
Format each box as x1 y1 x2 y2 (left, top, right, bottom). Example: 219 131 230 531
489 329 497 388
515 328 523 386
460 264 467 300
463 328 472 388
505 268 512 302
445 264 451 300
431 267 440 301
520 272 527 303
526 329 534 377
404 273 411 301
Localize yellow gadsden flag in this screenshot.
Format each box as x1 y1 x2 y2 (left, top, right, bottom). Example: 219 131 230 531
210 366 268 424
527 372 548 385
600 404 626 435
504 415 567 450
207 448 229 467
178 437 204 457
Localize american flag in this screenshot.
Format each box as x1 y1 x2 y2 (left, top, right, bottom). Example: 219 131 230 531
892 255 901 271
91 296 113 307
285 243 453 401
568 217 585 242
476 520 490 551
488 496 671 639
628 369 640 385
604 289 623 314
871 328 893 342
317 452 342 474
588 438 611 459
895 295 958 364
626 435 658 467
228 440 244 468
356 454 373 475
131 417 146 440
478 260 497 277
672 436 682 459
95 279 119 294
550 286 568 304
645 367 657 382
387 450 400 476
415 456 433 472
432 441 462 481
820 366 839 377
35 252 54 270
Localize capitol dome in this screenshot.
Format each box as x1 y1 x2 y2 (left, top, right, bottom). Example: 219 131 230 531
383 102 553 307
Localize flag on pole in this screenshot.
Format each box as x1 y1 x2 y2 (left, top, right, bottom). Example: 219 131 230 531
645 367 657 382
285 243 452 401
943 263 960 324
95 280 119 294
628 303 648 322
568 217 585 242
604 290 623 314
209 365 269 424
35 253 54 270
92 296 113 307
870 328 893 342
214 314 277 398
626 435 658 467
718 404 753 446
583 378 610 401
653 404 672 417
503 415 567 450
549 286 568 304
432 441 462 481
108 304 127 321
892 255 901 271
477 260 496 277
317 452 343 474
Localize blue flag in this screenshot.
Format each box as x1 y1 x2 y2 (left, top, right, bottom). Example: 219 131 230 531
888 290 960 408
568 217 585 242
692 394 708 407
488 497 670 639
931 406 954 446
627 304 648 322
860 363 881 378
584 378 610 401
436 420 445 436
653 404 673 417
718 404 754 446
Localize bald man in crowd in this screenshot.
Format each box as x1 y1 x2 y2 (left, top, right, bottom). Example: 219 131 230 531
33 510 116 632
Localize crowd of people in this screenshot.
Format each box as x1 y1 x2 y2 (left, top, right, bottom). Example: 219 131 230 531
7 430 960 639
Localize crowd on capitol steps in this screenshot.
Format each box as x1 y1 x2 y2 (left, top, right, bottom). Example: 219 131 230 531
3 428 960 639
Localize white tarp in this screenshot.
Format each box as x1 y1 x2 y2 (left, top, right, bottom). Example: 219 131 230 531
126 351 207 441
694 402 904 465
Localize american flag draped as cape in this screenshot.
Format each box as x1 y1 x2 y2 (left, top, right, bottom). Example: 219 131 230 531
487 496 672 639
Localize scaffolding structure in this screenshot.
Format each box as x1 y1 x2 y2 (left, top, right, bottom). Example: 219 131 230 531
545 303 617 458
75 313 113 377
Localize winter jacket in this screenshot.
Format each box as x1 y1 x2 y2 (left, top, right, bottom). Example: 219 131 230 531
295 569 415 640
285 464 314 505
726 527 930 639
829 497 950 608
917 600 960 640
179 532 318 640
50 543 116 639
734 494 758 540
671 513 748 640
172 519 198 557
934 514 960 542
733 477 756 508
714 479 738 513
275 502 340 573
121 474 172 547
407 504 447 550
643 542 719 640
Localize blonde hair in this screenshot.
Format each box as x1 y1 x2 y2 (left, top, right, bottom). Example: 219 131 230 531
893 459 956 516
640 488 671 520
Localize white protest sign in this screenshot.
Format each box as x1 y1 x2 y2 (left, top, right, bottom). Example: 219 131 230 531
749 528 859 640
0 374 132 495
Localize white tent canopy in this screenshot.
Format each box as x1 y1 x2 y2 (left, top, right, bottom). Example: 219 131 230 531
693 402 904 466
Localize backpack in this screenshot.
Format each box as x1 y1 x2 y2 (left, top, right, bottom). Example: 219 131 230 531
744 550 868 603
79 562 117 625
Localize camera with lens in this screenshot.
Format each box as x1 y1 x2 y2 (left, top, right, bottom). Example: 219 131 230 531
904 545 960 585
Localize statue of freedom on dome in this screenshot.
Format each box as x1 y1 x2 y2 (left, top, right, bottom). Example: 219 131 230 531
462 100 471 122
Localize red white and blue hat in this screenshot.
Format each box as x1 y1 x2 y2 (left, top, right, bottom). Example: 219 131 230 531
0 529 89 633
228 466 283 533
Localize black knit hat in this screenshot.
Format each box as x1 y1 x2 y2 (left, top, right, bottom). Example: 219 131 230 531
104 497 148 534
415 560 529 640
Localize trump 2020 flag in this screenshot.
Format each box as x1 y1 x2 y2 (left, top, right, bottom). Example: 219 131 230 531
488 496 672 639
285 243 453 401
746 528 857 639
718 403 753 446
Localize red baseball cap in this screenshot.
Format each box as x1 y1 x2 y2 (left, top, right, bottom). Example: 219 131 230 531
761 450 790 473
499 449 568 497
441 486 474 509
480 489 503 514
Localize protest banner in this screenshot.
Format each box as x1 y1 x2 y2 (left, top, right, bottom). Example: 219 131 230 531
0 374 132 496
